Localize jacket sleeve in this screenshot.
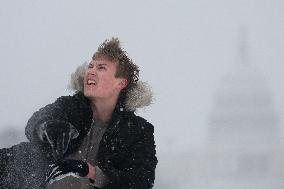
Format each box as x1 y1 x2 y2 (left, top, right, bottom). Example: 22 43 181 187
99 122 158 189
25 92 93 146
25 96 72 144
0 147 12 188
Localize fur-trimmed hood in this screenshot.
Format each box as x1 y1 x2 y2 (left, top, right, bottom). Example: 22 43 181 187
68 63 153 111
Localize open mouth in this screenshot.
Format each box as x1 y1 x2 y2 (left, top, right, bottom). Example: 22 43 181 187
87 80 96 85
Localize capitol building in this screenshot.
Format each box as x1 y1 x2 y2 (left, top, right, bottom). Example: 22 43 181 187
188 65 284 189
156 33 284 189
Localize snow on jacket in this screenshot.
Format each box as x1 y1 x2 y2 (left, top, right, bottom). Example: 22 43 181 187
1 63 158 189
0 142 51 188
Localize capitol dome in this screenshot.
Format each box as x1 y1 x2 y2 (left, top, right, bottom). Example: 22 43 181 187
208 64 280 148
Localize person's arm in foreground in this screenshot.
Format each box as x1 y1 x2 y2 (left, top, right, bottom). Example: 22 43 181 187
25 93 92 159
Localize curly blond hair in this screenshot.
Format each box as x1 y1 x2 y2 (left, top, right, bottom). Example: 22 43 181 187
93 38 139 104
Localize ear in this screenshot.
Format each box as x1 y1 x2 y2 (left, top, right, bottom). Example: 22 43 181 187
118 78 128 90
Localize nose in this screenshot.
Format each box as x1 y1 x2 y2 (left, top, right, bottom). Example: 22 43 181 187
87 66 97 76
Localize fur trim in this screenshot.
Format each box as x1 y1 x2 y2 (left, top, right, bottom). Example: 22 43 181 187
68 62 88 92
68 63 153 111
125 81 153 111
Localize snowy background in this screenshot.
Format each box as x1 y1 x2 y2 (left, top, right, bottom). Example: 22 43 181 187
0 0 284 188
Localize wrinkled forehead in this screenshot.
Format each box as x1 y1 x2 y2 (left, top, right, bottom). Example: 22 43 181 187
90 57 118 68
92 55 119 66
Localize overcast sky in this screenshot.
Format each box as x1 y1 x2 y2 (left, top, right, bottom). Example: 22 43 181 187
0 0 283 152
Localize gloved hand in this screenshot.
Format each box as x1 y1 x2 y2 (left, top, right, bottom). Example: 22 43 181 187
46 159 89 183
38 120 79 160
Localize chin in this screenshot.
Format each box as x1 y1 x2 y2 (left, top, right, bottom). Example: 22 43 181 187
84 90 97 100
83 89 91 97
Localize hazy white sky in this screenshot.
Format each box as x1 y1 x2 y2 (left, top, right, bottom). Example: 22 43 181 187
0 0 283 151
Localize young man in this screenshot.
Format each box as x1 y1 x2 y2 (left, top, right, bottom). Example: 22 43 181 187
25 38 158 189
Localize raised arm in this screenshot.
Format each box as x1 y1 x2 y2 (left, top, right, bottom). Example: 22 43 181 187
25 92 93 158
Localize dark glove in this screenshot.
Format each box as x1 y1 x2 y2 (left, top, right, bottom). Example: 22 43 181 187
46 159 89 183
38 120 79 160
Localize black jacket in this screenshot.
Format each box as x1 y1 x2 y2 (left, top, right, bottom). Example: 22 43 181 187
1 92 157 189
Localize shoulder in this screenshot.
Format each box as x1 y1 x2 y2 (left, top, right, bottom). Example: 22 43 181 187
55 92 90 105
127 113 154 134
48 92 91 114
54 92 92 122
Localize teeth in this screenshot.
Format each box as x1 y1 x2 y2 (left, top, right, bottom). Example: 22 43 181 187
87 80 96 85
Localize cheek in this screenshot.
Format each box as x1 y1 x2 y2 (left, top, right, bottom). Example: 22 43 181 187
100 77 117 90
101 80 114 90
83 72 89 85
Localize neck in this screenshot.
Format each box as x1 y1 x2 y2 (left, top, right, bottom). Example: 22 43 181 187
90 96 118 123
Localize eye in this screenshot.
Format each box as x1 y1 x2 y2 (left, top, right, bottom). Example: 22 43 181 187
88 63 94 68
98 65 106 70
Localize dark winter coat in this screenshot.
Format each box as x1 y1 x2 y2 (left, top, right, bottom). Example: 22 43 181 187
0 91 157 189
0 62 157 189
